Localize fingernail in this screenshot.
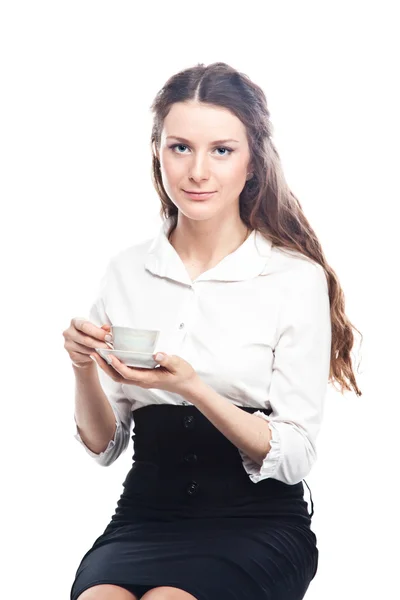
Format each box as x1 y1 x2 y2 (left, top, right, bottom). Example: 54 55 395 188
105 334 113 342
155 353 165 361
89 355 96 361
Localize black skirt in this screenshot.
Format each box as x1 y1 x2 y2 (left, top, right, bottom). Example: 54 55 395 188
70 404 318 600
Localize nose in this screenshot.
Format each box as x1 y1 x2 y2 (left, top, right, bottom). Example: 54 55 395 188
188 152 210 182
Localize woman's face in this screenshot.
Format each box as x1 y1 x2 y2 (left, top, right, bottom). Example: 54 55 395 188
156 101 252 222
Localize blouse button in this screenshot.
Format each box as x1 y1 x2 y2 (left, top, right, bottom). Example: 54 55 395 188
179 322 185 329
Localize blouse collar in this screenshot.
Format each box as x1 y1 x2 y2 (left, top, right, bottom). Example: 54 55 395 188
144 216 273 285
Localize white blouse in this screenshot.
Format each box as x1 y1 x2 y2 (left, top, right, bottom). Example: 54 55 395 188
74 216 332 485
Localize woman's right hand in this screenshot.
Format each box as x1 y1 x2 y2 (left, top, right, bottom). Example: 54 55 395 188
63 318 113 369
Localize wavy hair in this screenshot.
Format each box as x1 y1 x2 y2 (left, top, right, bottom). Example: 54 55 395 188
150 61 362 396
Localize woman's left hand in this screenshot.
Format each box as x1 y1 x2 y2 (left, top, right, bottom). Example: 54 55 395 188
90 350 199 397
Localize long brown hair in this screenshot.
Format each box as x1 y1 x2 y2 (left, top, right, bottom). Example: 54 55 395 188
150 61 362 397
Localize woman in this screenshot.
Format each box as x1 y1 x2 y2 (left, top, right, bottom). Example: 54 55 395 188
65 62 362 600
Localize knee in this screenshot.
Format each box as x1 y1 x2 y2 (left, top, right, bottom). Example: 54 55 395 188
76 583 139 600
141 586 197 599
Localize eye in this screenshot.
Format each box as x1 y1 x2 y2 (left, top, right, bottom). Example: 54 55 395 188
168 144 234 156
169 144 189 153
215 147 232 156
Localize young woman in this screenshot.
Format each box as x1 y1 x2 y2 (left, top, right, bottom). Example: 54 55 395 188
65 62 362 600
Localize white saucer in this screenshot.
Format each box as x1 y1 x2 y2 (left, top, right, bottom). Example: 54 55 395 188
96 347 158 369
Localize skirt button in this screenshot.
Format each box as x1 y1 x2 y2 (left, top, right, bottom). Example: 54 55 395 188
184 453 198 464
186 480 200 496
183 415 195 429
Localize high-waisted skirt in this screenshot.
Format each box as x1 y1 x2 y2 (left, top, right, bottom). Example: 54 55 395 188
70 404 319 600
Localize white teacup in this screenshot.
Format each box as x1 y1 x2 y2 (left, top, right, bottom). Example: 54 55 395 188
110 326 160 353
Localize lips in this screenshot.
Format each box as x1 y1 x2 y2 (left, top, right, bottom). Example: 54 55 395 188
183 190 216 200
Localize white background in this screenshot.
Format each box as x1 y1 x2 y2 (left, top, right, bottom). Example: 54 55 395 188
1 1 398 598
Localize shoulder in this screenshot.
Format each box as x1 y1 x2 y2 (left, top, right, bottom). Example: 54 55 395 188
107 237 155 274
260 241 328 296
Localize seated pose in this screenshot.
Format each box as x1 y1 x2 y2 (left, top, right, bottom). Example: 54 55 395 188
64 61 362 600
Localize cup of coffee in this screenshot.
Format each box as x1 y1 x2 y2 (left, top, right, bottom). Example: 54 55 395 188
110 326 160 353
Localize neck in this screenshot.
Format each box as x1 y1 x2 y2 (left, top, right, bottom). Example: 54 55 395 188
168 214 251 268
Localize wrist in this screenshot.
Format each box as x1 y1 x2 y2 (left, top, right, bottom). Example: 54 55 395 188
72 361 97 378
181 375 208 402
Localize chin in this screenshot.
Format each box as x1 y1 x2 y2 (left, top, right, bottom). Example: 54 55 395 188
176 204 221 222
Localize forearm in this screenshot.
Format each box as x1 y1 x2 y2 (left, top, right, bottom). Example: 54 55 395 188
184 377 272 465
73 363 117 454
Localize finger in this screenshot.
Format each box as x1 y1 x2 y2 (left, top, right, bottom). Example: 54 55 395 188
68 340 108 355
153 352 179 373
90 352 123 382
107 354 152 386
74 318 111 345
101 324 113 347
72 319 111 349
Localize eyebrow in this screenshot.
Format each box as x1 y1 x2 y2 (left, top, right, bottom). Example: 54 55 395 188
166 136 240 145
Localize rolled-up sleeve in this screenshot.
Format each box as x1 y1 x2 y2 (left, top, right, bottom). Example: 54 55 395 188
74 258 133 467
238 261 332 485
